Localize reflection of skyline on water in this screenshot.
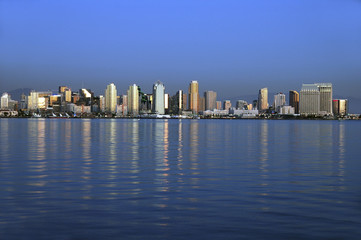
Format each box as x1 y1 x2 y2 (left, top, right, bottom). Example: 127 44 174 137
0 119 360 239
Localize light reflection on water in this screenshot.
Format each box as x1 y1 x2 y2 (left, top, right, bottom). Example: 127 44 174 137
0 119 360 239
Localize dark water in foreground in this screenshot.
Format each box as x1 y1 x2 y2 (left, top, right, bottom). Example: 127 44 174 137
0 119 360 239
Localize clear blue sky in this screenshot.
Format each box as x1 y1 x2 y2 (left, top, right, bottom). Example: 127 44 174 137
1 0 361 100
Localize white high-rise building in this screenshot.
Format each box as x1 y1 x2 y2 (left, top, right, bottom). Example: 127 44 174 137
300 84 320 115
274 93 286 112
152 81 165 114
1 93 10 110
105 83 117 113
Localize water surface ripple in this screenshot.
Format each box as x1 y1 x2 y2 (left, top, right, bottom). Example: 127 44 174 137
0 119 360 239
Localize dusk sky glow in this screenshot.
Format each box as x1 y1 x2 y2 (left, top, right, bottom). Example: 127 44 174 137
1 0 361 101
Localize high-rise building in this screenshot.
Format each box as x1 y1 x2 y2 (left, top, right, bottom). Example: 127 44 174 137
274 93 286 112
79 89 94 106
105 83 117 113
59 86 72 102
188 80 199 114
164 93 169 113
333 99 348 116
289 90 299 114
236 100 247 110
204 91 217 110
199 97 205 112
152 81 165 114
127 84 139 116
182 93 187 111
27 91 52 110
99 95 105 112
176 90 184 114
216 101 222 110
300 84 320 115
257 88 268 111
223 100 232 111
1 93 10 110
315 83 332 114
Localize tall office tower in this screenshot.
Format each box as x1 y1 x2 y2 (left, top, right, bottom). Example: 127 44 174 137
289 90 299 114
105 83 117 113
59 86 72 102
204 91 217 110
199 97 205 112
1 92 10 109
274 93 286 111
188 80 199 114
315 83 333 114
300 84 320 115
164 93 169 113
176 90 184 114
257 88 268 111
19 93 27 110
182 93 187 110
152 81 165 114
127 84 139 116
333 99 348 116
223 100 232 111
216 101 222 110
236 100 247 110
79 89 94 106
99 95 105 112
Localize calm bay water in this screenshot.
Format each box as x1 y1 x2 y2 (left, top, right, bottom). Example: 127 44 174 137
0 118 360 239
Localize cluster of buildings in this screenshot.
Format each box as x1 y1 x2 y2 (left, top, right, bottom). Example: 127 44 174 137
0 81 349 118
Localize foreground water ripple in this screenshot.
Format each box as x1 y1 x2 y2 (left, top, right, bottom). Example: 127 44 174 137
0 118 361 239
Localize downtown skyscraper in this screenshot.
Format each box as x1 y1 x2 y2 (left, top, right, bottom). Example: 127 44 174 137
257 87 268 111
188 80 199 114
204 91 217 111
152 81 165 114
289 90 299 114
105 83 117 113
127 84 139 116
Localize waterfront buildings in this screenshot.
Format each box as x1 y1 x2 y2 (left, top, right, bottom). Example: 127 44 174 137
316 83 333 115
289 90 299 114
236 100 247 110
257 88 268 111
1 93 9 110
152 81 165 114
300 84 320 115
223 100 232 111
27 91 52 110
59 86 72 103
188 80 199 114
216 101 222 110
127 84 139 116
164 93 169 113
105 83 117 113
333 99 348 116
299 83 333 116
199 96 205 112
204 91 217 110
274 93 286 112
279 106 295 115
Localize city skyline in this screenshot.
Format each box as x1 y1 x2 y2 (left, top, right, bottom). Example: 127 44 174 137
1 0 361 102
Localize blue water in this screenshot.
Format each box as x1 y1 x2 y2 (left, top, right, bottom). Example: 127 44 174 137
0 119 360 239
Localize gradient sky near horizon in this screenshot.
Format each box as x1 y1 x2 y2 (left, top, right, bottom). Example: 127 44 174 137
1 0 361 100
